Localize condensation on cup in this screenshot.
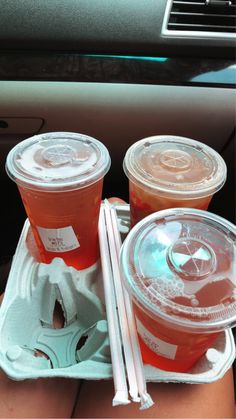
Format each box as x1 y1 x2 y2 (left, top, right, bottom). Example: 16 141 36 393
6 132 111 270
123 135 227 226
120 208 236 372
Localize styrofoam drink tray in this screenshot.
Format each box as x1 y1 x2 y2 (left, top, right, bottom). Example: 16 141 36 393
0 205 235 384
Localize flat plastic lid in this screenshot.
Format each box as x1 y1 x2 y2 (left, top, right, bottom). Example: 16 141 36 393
6 132 111 191
120 208 236 332
123 136 227 199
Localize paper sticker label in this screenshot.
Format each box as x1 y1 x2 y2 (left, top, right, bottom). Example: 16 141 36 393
136 318 177 360
37 226 80 253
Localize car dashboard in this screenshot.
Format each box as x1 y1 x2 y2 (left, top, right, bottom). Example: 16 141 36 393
0 0 235 271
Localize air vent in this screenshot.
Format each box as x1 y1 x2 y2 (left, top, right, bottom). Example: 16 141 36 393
163 0 236 38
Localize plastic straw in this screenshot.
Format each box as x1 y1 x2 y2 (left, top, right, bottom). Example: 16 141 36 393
98 207 130 406
103 201 140 402
106 200 154 410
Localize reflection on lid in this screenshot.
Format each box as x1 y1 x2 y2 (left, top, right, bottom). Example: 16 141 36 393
121 208 236 330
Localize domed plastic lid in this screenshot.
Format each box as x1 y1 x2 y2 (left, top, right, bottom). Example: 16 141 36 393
123 136 227 199
6 132 111 191
120 208 236 332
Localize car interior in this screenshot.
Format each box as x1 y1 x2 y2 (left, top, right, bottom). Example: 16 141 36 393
0 0 235 405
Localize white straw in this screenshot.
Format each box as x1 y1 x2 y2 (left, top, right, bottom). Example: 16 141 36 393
98 207 130 406
104 201 140 402
107 200 154 410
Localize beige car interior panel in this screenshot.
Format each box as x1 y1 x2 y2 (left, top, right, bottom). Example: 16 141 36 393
0 81 235 158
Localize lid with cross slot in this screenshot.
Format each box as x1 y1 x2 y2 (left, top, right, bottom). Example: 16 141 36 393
6 132 111 191
123 135 227 199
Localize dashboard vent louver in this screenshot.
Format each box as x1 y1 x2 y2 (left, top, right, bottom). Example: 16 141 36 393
163 0 236 37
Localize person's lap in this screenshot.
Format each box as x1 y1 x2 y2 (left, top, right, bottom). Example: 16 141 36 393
0 199 235 418
0 368 79 418
0 367 234 418
73 370 235 418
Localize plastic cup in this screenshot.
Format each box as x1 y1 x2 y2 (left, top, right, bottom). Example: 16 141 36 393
6 132 111 270
120 208 236 372
123 135 227 226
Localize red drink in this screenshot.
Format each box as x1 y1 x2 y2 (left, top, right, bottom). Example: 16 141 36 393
129 180 211 227
134 303 219 372
120 208 236 372
18 180 103 269
6 132 110 270
123 136 227 226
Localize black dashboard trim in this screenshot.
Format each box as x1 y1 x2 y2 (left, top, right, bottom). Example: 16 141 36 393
0 0 235 59
0 53 235 88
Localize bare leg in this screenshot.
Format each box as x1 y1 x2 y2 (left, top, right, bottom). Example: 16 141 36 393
73 369 235 418
0 370 79 418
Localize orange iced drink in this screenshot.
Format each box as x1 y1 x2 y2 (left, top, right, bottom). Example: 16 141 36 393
134 304 219 372
6 132 111 270
120 208 236 372
123 136 227 226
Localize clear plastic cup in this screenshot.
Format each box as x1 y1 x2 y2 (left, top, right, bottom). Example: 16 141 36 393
120 208 236 372
6 132 111 270
123 135 227 226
